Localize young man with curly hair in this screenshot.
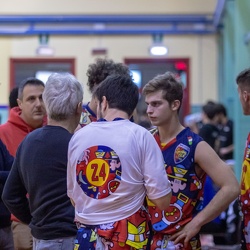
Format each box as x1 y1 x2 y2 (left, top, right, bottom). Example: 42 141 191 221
79 58 131 127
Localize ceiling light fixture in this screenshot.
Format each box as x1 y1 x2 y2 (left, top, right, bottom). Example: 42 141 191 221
149 34 168 56
36 34 54 56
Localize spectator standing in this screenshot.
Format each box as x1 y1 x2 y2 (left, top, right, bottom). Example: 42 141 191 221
0 140 14 250
217 103 234 161
0 77 46 250
8 87 19 109
3 73 83 250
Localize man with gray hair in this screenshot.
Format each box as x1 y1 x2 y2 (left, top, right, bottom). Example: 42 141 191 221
2 72 83 250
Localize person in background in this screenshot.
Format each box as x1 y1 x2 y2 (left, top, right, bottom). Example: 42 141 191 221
79 58 132 127
217 103 234 162
2 73 83 250
199 101 220 152
0 77 46 250
142 72 240 249
236 68 250 250
0 140 14 250
8 87 19 109
67 74 172 250
0 86 19 249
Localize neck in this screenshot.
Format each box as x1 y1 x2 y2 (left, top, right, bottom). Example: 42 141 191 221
48 117 78 133
103 109 129 121
20 114 43 129
157 118 184 144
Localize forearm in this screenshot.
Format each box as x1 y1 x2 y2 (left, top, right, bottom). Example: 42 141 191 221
220 144 234 155
193 184 239 227
2 192 31 224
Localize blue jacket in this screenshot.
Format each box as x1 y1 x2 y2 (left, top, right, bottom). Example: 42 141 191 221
0 139 14 227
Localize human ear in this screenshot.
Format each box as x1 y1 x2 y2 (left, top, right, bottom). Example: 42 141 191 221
17 98 22 109
171 100 181 111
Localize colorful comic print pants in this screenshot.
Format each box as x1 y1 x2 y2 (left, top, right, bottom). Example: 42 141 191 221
241 213 250 250
150 233 201 250
74 208 150 250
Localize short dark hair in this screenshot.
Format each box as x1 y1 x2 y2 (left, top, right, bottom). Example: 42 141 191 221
18 77 45 99
93 74 139 117
9 87 19 108
217 103 227 117
202 103 220 120
86 58 131 93
236 68 250 89
142 72 183 110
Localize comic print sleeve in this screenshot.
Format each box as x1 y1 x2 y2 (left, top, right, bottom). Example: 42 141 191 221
142 131 171 200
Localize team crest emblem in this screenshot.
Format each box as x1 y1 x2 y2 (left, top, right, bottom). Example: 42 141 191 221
174 143 190 164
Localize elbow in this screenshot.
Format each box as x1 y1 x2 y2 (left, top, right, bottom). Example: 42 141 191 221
234 185 240 198
226 182 240 201
152 192 172 211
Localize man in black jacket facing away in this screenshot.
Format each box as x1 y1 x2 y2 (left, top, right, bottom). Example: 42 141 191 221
2 73 83 250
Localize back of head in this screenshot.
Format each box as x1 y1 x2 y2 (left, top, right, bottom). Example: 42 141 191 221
9 87 19 108
236 68 250 90
142 71 183 108
93 74 139 117
18 77 45 100
43 72 83 121
217 103 227 117
86 58 131 93
202 103 219 120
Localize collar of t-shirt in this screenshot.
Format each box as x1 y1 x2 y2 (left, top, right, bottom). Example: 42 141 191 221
97 118 125 122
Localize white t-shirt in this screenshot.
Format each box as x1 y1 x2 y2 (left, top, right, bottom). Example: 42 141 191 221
67 119 171 225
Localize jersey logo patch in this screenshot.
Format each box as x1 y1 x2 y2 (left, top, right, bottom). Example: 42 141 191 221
174 143 190 164
76 145 121 199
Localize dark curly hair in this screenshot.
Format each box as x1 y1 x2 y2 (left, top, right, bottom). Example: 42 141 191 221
86 58 131 93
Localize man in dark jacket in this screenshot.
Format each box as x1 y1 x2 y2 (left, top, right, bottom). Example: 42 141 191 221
2 73 83 250
0 139 14 249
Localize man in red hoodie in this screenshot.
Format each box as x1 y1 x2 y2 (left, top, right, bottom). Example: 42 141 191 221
0 77 46 250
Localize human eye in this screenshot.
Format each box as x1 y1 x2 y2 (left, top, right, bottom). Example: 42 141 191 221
152 102 160 107
28 96 35 102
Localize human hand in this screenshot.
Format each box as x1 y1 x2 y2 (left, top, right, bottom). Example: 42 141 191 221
169 221 201 248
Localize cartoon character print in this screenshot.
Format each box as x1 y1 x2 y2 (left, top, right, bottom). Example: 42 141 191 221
76 145 121 199
74 228 97 250
240 138 250 210
154 237 183 250
151 235 200 250
126 221 147 249
240 135 250 249
148 140 204 235
79 106 97 127
94 209 149 249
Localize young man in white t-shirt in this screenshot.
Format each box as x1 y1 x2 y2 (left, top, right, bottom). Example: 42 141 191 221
67 74 172 250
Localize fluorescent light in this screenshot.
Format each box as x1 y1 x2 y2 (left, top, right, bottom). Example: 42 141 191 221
36 45 55 56
150 45 168 56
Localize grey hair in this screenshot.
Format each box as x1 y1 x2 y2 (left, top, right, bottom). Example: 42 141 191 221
43 72 83 121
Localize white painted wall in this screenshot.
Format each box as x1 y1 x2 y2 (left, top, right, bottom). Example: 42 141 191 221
0 0 218 110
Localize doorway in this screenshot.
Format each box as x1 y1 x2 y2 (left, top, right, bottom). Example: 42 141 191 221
10 58 75 89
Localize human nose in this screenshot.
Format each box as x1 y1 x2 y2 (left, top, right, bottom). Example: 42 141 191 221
35 97 43 107
146 105 153 114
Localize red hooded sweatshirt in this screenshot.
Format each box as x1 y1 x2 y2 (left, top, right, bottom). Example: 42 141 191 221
0 107 45 221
